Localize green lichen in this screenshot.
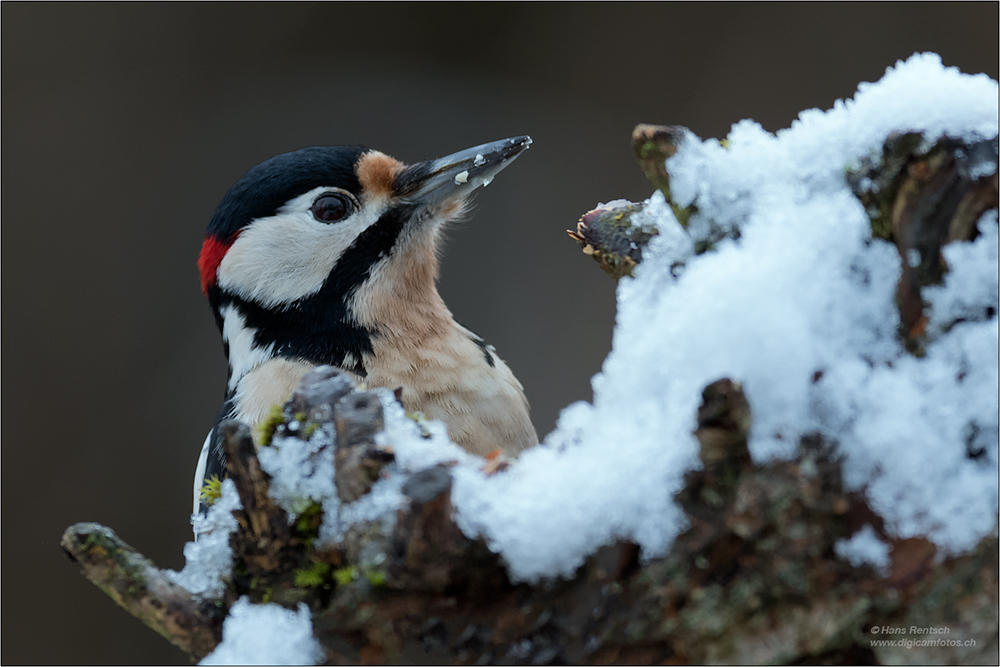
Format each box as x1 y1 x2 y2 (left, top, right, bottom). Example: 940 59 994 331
199 475 223 506
363 569 387 587
596 250 638 280
303 422 319 439
294 561 332 588
293 502 324 547
83 529 110 551
405 411 432 438
257 403 285 446
603 205 641 229
333 566 359 586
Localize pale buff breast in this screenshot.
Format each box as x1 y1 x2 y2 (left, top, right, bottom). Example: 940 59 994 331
231 331 537 457
232 358 316 440
362 323 537 457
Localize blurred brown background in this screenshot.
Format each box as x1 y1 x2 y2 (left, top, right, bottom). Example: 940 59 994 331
3 3 997 664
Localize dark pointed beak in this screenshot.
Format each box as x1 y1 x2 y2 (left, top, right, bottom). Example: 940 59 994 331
396 136 532 207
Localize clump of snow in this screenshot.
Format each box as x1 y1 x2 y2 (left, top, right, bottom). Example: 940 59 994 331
443 53 998 581
168 479 241 597
924 211 999 336
835 525 891 576
591 198 636 211
969 156 998 180
632 190 694 265
258 427 338 520
199 598 323 666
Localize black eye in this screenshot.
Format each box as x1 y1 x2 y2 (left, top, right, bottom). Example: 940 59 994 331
310 193 351 223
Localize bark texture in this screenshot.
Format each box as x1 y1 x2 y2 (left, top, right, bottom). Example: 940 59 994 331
60 523 225 660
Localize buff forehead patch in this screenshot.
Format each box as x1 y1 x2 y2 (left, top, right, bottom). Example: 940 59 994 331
356 151 404 199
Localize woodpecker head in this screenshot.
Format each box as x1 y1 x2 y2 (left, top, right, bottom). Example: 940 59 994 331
198 136 532 392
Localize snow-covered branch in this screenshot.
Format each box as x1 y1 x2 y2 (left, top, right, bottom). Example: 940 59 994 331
63 53 998 665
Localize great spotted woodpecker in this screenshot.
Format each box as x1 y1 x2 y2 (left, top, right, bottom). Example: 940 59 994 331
194 137 538 512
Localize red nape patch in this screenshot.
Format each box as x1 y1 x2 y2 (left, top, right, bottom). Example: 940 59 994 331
198 234 237 294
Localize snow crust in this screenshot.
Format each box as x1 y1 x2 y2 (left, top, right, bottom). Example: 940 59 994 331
168 479 241 597
835 524 891 576
257 427 339 520
200 597 323 666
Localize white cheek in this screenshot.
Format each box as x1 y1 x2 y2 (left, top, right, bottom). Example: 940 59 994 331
217 198 384 308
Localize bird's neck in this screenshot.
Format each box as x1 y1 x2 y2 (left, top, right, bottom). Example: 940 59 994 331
350 233 455 342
